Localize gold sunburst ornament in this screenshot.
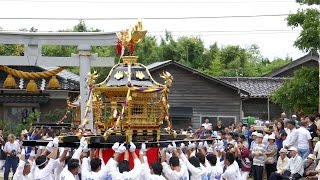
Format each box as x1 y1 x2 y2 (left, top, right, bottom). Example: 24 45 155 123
135 71 145 80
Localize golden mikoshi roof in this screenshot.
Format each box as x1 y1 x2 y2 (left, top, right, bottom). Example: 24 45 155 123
95 61 165 91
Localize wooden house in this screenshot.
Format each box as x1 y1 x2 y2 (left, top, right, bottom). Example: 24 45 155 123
147 60 248 129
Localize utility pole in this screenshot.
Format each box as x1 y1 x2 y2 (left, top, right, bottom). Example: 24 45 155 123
186 45 189 64
236 69 242 122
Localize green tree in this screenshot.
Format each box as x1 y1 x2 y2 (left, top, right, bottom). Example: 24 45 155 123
0 110 41 136
0 44 23 56
271 67 319 114
44 109 71 123
159 31 181 62
134 36 161 65
176 36 206 69
287 1 320 52
204 54 224 76
260 56 292 75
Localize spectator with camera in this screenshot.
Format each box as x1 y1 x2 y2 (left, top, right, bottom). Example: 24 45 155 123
3 134 21 180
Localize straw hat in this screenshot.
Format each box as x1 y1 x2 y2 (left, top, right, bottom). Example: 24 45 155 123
268 135 276 140
21 129 28 135
288 147 298 152
264 128 270 133
312 137 319 142
279 148 288 154
308 154 316 160
252 131 258 136
256 133 264 138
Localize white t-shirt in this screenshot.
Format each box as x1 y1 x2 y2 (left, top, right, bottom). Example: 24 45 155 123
297 127 312 149
59 166 77 180
202 123 212 130
285 128 291 136
54 161 65 180
283 128 298 148
109 158 142 180
162 159 189 180
180 153 206 180
140 156 166 180
221 161 241 180
313 141 320 159
207 163 223 180
34 158 60 180
4 141 21 155
13 160 35 180
81 157 112 180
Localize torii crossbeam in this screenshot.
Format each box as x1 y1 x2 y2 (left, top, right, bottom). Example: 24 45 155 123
0 32 117 130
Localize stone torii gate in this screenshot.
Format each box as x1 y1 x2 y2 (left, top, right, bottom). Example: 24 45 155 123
0 32 117 130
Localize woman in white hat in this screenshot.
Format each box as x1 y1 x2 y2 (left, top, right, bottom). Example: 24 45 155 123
265 135 277 180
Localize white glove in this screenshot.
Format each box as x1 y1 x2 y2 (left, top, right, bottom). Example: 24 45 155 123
180 143 186 150
118 143 126 154
80 137 86 148
46 141 53 152
167 144 174 153
141 143 147 152
83 144 89 153
30 150 36 157
112 142 120 152
129 142 136 152
207 146 214 153
198 142 203 148
188 141 196 149
166 152 172 163
204 141 209 148
53 137 59 147
172 141 177 149
21 148 25 155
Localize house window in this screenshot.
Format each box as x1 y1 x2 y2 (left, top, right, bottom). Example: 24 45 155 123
170 117 192 131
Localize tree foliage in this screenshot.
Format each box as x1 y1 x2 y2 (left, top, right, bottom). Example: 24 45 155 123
287 0 320 52
271 67 319 114
0 21 292 79
0 110 40 136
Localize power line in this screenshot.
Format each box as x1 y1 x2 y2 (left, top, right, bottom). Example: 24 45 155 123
166 32 299 36
0 29 300 36
0 0 294 4
149 30 299 33
0 14 289 21
0 29 299 33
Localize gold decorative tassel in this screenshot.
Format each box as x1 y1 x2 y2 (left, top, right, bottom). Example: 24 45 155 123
3 74 16 88
48 76 60 89
26 80 38 92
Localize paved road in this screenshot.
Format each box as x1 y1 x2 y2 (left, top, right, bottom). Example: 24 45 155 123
0 169 13 180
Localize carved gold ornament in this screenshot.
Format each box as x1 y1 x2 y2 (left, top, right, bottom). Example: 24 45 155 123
135 71 145 80
160 71 173 87
114 71 124 80
116 20 147 47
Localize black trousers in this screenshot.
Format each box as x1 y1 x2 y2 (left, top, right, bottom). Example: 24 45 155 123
252 165 264 180
270 170 302 180
265 163 277 180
